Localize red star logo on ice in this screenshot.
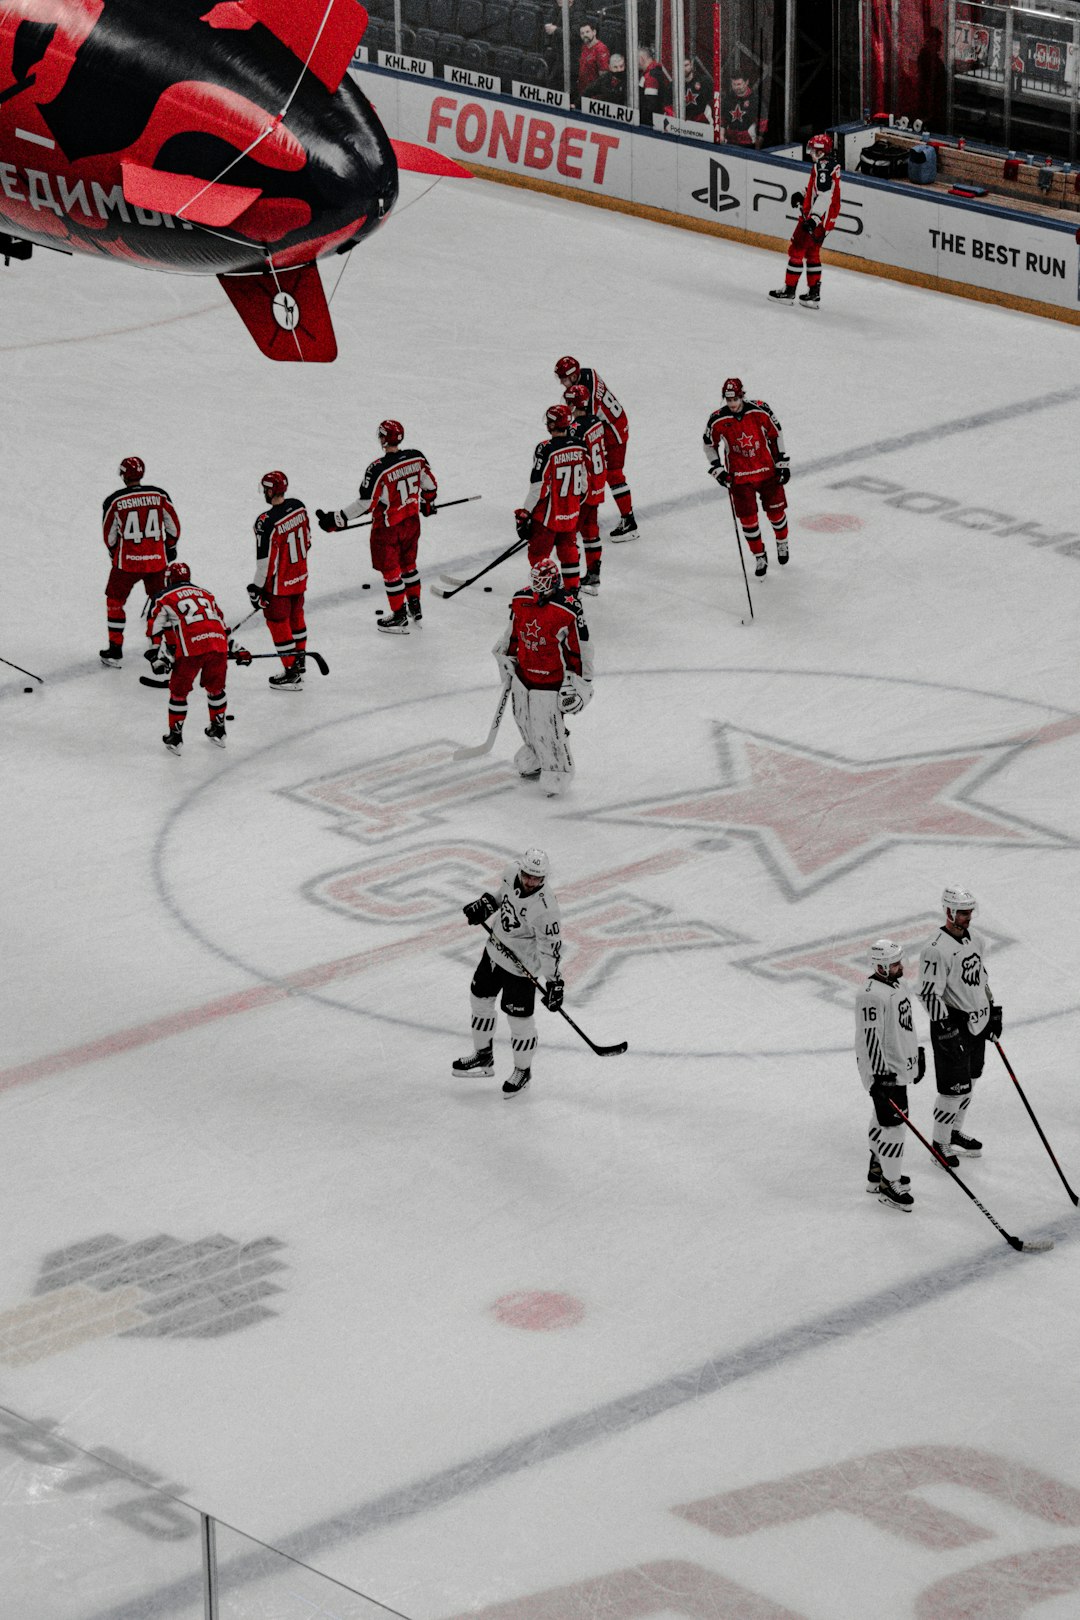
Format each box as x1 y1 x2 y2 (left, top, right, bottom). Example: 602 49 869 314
593 724 1076 897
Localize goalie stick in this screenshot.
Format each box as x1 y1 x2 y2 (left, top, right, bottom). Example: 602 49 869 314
334 495 481 532
993 1040 1079 1206
890 1100 1054 1252
452 679 511 760
479 921 628 1057
432 536 529 599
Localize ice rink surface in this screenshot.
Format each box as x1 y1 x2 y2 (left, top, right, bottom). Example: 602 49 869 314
3 170 1080 1619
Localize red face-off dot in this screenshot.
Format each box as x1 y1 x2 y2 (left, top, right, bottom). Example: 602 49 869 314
801 513 865 532
492 1291 585 1330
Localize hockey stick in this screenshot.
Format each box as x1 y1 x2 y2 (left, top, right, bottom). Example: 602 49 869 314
0 653 43 683
335 495 482 533
479 920 628 1057
889 1101 1054 1252
452 679 511 760
139 650 328 688
726 484 755 623
431 537 529 599
993 1040 1079 1205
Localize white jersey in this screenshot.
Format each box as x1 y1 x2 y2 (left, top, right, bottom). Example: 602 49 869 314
918 926 992 1033
855 974 920 1090
485 867 563 981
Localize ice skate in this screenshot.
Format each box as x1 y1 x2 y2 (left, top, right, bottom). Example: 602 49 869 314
877 1179 914 1212
932 1141 961 1169
407 598 423 627
799 287 821 308
951 1130 982 1157
866 1156 909 1194
376 608 410 635
580 568 601 595
776 539 790 565
609 513 638 541
452 1046 494 1078
269 667 303 691
99 645 123 668
502 1066 531 1095
204 719 227 748
768 285 796 303
162 727 183 754
754 552 768 578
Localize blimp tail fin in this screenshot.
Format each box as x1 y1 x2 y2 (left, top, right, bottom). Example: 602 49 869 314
391 140 473 179
218 263 338 361
203 0 368 93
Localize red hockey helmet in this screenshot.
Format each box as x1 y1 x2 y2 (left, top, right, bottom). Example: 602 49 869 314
163 561 191 589
563 383 590 412
378 418 404 447
531 556 561 597
554 355 580 384
119 456 145 483
807 132 833 158
545 403 572 434
260 470 288 501
722 377 745 400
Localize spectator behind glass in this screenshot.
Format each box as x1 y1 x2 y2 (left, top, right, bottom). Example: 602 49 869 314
591 50 626 104
916 25 947 127
542 0 584 93
578 23 610 99
721 71 768 147
638 44 664 126
683 57 713 123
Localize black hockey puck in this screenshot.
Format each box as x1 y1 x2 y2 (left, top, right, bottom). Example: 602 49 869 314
226 713 234 721
24 685 33 693
484 586 492 592
362 582 370 590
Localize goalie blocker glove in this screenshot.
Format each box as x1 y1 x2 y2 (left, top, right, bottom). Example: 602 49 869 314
463 892 499 926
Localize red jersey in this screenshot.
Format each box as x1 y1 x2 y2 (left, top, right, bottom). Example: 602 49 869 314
523 436 588 532
799 157 841 233
570 411 607 505
148 583 229 660
578 36 610 93
102 483 180 573
573 366 629 446
703 400 786 484
253 497 311 597
341 447 437 531
504 588 588 688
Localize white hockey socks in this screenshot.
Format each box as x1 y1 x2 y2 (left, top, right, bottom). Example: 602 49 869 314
869 1118 905 1183
469 994 497 1052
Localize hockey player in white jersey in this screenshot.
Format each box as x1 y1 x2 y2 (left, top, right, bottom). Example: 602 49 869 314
918 885 1002 1166
855 940 926 1211
453 848 564 1095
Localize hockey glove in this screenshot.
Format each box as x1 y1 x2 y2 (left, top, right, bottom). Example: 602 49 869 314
775 458 791 486
915 1046 926 1083
875 1070 898 1084
708 464 729 486
144 645 160 664
165 544 178 564
150 652 173 677
987 1004 1003 1040
247 583 268 610
463 892 499 926
543 977 565 1013
514 507 534 542
230 646 253 666
315 508 340 533
421 494 437 517
559 682 584 715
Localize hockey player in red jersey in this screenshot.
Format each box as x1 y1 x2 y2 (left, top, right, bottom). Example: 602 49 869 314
554 356 637 537
564 382 607 594
249 472 311 693
316 421 437 635
515 405 589 595
493 557 594 797
769 133 841 307
704 379 790 577
145 562 230 754
100 457 181 668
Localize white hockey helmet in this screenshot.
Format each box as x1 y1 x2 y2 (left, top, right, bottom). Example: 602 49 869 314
869 939 903 974
519 846 550 882
941 884 977 917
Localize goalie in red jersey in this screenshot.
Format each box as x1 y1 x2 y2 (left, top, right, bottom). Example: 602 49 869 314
100 457 181 669
145 562 231 754
493 557 594 798
769 133 841 308
515 404 589 595
704 378 790 578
